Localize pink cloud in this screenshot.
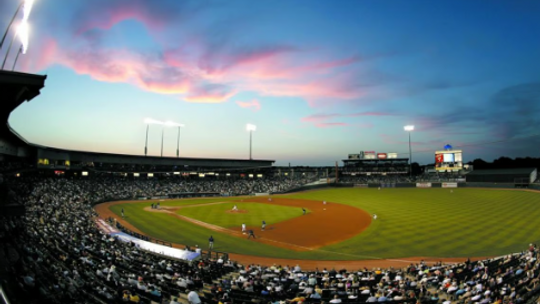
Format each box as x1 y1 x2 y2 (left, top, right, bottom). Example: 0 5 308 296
236 99 261 111
73 0 178 35
184 83 236 103
197 45 297 76
23 2 372 106
27 38 58 71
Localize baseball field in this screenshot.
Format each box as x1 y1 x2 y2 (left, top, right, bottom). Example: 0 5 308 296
95 188 540 263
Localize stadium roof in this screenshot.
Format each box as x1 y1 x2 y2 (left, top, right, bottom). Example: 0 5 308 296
466 168 537 175
0 71 47 145
35 145 275 168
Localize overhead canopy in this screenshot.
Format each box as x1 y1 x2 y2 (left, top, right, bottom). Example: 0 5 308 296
0 70 46 145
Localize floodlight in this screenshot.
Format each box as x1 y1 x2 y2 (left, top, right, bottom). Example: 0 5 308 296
403 125 414 177
22 0 35 22
162 121 185 157
164 121 185 127
246 124 257 131
17 21 29 54
143 118 164 157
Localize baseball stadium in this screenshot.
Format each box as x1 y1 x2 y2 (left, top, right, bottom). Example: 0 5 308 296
2 1 540 304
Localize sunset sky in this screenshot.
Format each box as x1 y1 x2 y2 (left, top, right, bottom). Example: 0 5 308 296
2 0 540 165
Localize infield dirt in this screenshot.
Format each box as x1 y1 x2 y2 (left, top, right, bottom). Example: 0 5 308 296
94 197 492 269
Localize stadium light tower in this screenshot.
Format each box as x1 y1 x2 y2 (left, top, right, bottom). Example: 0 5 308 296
1 0 34 69
0 0 25 50
246 124 257 160
11 45 23 71
2 20 28 70
11 20 29 71
144 118 163 156
164 121 185 157
404 125 415 177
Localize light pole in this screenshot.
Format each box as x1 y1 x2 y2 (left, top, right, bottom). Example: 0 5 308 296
404 125 414 177
246 124 256 160
1 0 33 69
144 124 149 156
161 127 164 157
1 30 17 70
0 0 24 50
176 126 182 157
143 118 164 156
2 18 29 70
11 45 22 71
164 121 184 157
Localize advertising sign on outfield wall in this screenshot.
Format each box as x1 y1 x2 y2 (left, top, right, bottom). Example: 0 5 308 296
442 182 458 188
416 182 432 188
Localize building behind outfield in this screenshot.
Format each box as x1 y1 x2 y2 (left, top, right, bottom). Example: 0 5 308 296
466 168 537 184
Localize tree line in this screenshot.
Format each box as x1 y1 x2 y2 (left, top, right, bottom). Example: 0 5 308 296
467 157 540 171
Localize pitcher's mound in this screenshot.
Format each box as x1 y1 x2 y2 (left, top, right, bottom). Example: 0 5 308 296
226 210 249 214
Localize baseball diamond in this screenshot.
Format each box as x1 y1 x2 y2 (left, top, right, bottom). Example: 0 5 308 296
95 187 540 266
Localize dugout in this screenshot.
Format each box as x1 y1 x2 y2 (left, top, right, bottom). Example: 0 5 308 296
465 168 537 184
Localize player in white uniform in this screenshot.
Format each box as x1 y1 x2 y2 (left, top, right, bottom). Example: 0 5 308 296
242 223 246 233
323 201 327 205
373 214 377 220
232 205 238 211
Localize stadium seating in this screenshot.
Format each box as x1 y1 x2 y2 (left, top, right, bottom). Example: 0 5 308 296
1 162 540 304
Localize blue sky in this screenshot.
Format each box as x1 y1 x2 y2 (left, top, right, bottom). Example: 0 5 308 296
1 0 540 166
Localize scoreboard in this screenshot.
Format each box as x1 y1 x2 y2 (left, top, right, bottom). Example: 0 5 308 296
435 149 463 172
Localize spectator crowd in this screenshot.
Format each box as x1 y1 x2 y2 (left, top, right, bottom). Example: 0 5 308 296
1 164 540 304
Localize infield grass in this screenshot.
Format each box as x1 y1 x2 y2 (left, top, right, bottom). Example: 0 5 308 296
107 188 540 260
176 202 307 228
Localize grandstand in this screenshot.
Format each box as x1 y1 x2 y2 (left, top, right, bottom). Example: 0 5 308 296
342 152 409 175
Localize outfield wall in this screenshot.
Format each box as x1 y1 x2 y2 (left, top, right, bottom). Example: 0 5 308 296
463 182 521 189
280 181 536 193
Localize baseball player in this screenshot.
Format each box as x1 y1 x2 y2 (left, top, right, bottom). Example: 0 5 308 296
373 214 377 220
208 235 214 250
232 205 238 211
302 208 306 215
248 229 256 239
261 220 266 231
242 223 246 234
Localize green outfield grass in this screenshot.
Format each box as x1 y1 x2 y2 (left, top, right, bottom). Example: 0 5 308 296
176 202 308 228
107 188 540 260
